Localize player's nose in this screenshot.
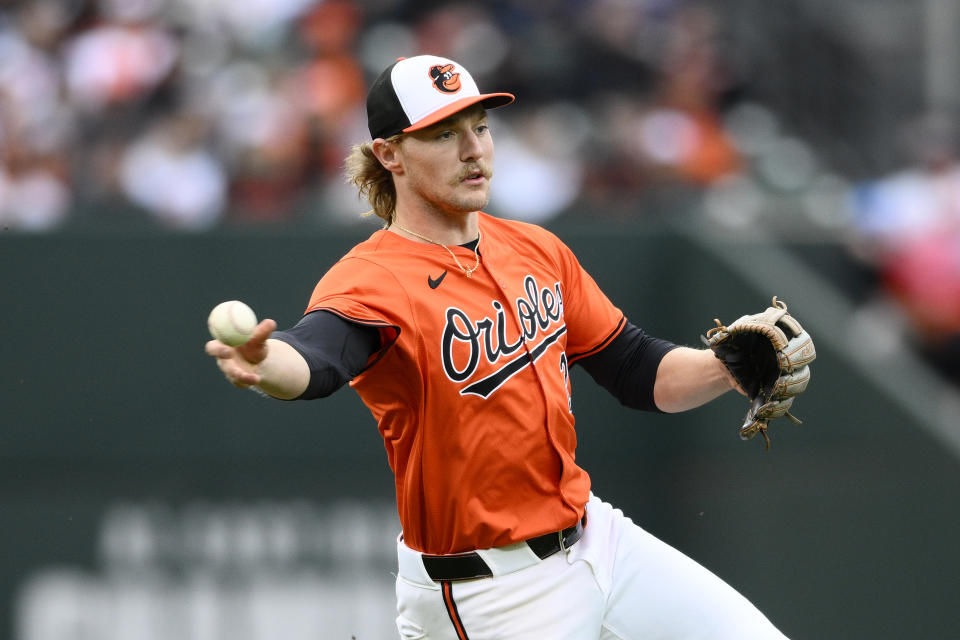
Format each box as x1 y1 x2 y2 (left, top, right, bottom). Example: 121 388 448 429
459 129 485 162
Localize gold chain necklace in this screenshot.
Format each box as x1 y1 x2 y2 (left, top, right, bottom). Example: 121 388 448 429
392 223 482 278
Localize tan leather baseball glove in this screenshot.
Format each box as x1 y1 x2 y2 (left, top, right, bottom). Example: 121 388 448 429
703 297 816 449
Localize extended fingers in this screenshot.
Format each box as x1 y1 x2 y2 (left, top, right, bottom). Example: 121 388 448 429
205 339 234 358
250 318 277 344
227 368 261 387
205 339 261 387
213 353 260 387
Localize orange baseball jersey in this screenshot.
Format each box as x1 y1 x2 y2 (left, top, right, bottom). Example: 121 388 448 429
305 212 625 555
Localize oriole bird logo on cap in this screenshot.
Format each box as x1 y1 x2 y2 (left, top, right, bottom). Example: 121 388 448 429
429 64 461 94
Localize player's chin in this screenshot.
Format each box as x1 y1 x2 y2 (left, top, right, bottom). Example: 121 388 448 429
461 183 490 204
454 187 490 211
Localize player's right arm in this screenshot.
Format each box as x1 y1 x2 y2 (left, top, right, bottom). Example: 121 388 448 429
205 310 382 401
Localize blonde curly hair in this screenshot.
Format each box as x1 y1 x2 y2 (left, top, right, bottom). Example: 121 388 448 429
344 135 402 225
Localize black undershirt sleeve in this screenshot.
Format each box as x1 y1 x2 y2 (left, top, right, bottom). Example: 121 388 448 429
272 310 382 400
574 321 679 412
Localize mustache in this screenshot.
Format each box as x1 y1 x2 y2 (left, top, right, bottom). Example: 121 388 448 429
456 164 493 182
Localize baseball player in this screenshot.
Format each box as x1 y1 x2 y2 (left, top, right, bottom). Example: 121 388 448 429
206 55 799 639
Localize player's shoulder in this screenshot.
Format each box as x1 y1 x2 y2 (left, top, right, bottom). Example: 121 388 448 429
340 228 391 257
480 213 573 263
321 230 405 280
311 231 414 313
335 229 408 264
480 212 566 247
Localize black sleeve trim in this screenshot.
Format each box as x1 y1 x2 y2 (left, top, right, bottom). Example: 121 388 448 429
574 320 678 412
568 316 627 363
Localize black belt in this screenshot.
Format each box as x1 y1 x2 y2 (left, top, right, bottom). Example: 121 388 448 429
421 517 586 582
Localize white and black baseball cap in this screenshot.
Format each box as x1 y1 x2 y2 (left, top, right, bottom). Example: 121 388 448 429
366 55 515 140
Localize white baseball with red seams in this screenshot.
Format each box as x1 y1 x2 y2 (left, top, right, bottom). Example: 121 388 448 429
207 300 257 346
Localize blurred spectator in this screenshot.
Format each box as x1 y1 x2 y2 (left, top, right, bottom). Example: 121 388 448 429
205 61 311 224
0 2 75 231
0 149 72 232
850 112 960 383
634 5 742 186
118 112 227 230
62 0 178 114
850 113 960 251
489 105 587 223
181 0 314 50
571 3 744 217
294 1 366 142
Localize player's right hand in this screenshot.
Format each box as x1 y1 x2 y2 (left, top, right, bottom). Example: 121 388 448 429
205 318 277 388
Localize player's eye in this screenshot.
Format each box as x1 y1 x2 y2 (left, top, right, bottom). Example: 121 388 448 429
437 130 454 140
475 123 489 135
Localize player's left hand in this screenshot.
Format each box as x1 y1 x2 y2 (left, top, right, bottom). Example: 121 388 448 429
205 318 277 387
702 297 816 449
715 358 748 397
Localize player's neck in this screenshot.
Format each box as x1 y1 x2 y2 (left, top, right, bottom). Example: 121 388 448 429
391 206 479 246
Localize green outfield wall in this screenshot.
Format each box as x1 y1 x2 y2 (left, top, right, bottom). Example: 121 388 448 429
1 229 956 639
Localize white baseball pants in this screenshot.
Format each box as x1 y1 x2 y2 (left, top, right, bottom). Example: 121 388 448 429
395 495 789 639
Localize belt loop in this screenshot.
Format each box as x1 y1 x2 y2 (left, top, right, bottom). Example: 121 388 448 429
558 528 568 553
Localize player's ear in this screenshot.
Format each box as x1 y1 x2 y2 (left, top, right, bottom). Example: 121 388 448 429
371 137 404 175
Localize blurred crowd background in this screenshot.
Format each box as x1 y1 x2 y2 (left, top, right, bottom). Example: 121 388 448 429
2 0 960 384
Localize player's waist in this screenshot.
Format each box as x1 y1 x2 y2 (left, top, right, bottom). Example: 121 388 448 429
396 516 586 584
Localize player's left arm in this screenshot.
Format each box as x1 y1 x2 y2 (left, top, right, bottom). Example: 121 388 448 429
545 228 739 413
652 346 743 413
576 323 741 413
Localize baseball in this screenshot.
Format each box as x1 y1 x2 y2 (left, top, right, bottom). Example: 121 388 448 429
207 300 258 346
